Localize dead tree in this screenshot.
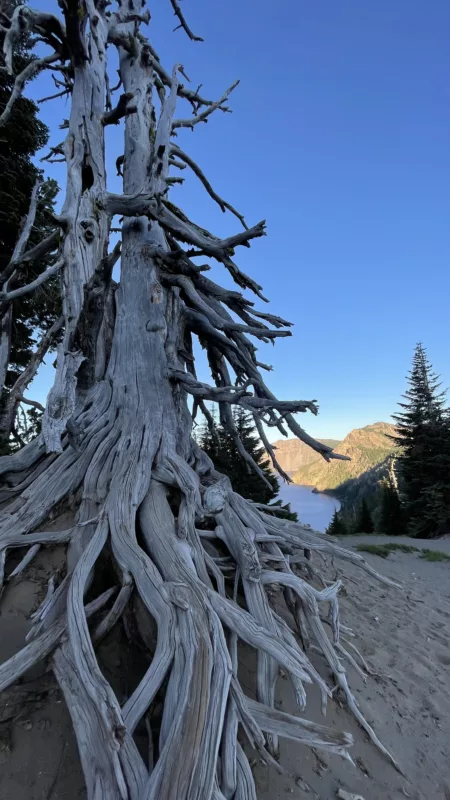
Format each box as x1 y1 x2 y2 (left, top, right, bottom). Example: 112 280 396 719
0 3 399 797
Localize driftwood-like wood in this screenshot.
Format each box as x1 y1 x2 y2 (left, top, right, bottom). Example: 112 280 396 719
0 2 400 798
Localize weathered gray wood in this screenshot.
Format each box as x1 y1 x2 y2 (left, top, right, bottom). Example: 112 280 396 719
8 544 40 578
41 1 110 452
0 3 400 797
0 317 63 446
246 697 353 756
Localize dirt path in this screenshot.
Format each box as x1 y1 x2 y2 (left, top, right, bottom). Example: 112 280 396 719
0 536 449 799
253 535 450 799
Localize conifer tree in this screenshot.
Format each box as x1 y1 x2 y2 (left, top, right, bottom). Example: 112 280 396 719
326 507 347 536
392 343 450 537
198 406 297 517
354 497 374 533
378 478 404 536
230 407 279 503
0 0 60 452
418 409 450 538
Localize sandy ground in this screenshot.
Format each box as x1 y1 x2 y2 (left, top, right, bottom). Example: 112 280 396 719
0 534 449 799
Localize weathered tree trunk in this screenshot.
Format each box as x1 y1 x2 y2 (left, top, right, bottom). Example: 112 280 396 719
0 3 401 798
41 4 110 452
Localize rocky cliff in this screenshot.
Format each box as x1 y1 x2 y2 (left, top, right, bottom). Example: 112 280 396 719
292 422 395 491
272 437 340 475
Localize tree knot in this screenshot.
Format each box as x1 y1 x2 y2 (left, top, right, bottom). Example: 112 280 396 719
166 581 190 610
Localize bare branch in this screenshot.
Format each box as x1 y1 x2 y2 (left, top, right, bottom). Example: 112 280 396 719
8 180 41 266
0 316 63 442
102 92 137 126
4 259 64 303
163 274 288 342
169 368 318 417
170 144 247 228
173 81 239 130
0 229 60 284
38 87 70 104
253 414 292 483
0 54 60 128
221 400 275 490
196 284 282 340
169 0 203 42
140 44 216 113
41 142 65 162
251 309 293 328
104 192 266 297
154 238 210 275
2 6 66 74
169 156 187 170
20 397 45 413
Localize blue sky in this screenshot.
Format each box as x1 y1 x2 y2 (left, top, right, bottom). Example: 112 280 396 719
27 0 450 440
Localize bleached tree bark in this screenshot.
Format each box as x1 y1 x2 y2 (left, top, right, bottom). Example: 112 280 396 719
0 3 400 798
0 176 61 446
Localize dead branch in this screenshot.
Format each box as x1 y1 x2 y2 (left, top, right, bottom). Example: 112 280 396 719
102 92 137 125
173 80 239 130
3 259 63 303
0 53 61 127
170 144 247 227
0 316 63 443
0 229 60 286
169 0 203 41
20 397 46 413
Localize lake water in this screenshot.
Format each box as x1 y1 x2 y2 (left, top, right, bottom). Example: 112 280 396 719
276 483 340 532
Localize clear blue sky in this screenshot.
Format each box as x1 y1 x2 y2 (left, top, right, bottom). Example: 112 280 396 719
28 0 450 440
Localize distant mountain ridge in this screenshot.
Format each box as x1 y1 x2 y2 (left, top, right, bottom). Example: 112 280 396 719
272 437 340 475
291 422 395 493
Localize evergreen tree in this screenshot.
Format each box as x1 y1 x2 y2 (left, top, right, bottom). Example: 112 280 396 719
418 410 450 537
198 407 277 503
232 407 279 503
196 407 230 477
263 498 298 522
0 2 49 279
392 343 450 537
0 0 60 451
326 507 347 536
354 497 374 533
198 406 297 518
378 478 404 536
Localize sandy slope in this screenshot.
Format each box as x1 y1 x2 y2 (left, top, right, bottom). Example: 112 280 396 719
252 535 450 800
0 535 449 799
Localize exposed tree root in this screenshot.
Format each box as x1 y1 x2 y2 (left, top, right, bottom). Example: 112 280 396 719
0 411 401 798
0 2 402 795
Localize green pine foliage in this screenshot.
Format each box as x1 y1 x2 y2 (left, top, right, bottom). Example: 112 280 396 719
354 497 374 533
197 406 297 518
0 0 61 453
262 498 298 522
326 507 347 536
6 179 61 380
378 478 404 536
419 411 450 538
232 408 279 504
392 344 450 538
